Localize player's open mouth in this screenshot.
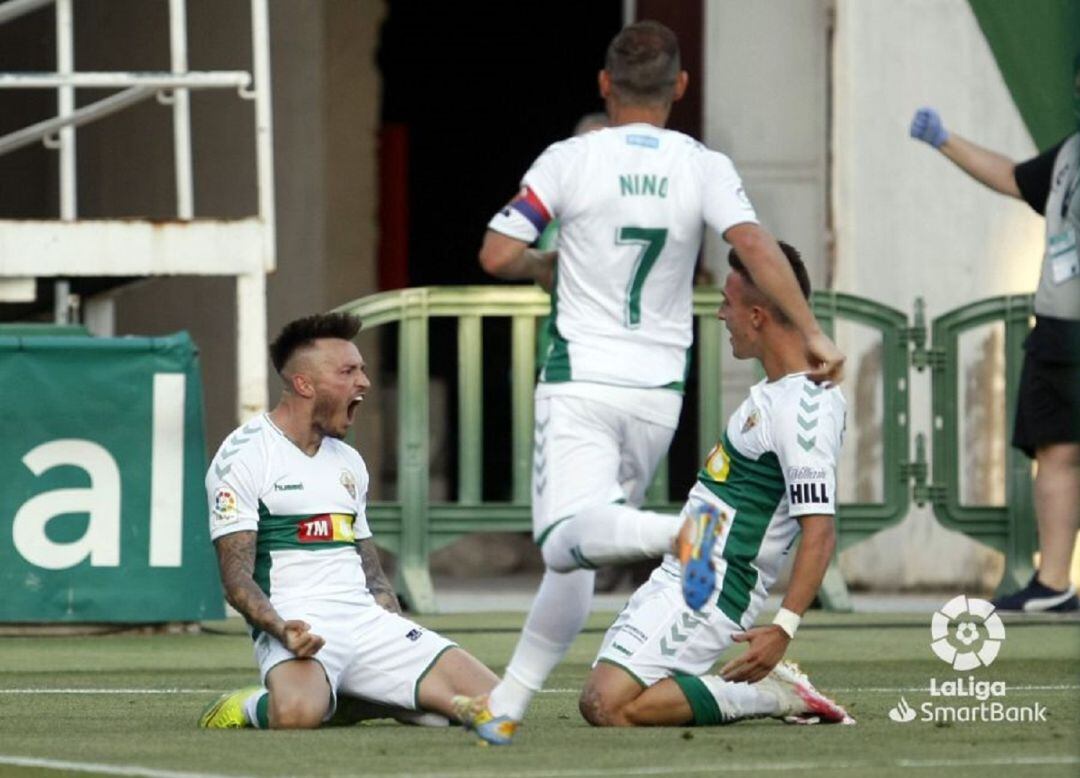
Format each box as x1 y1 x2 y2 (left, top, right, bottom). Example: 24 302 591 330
347 395 364 420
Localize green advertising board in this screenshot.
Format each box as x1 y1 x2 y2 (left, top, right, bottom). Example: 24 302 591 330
0 331 224 622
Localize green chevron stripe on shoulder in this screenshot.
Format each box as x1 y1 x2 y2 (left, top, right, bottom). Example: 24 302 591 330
796 380 824 451
213 419 264 479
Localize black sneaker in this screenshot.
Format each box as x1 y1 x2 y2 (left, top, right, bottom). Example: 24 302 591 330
992 574 1079 613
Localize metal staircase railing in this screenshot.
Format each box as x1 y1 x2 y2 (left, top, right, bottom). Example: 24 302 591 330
0 0 275 422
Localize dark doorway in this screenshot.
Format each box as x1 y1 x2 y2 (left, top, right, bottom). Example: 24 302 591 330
378 2 623 288
378 3 623 500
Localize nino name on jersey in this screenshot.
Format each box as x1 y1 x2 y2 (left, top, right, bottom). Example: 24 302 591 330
205 415 374 614
489 123 757 390
669 374 845 628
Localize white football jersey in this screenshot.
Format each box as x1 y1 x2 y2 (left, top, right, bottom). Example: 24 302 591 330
489 123 757 388
661 373 846 627
205 415 374 614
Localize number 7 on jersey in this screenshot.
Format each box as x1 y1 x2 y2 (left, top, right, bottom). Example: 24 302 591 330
616 227 668 328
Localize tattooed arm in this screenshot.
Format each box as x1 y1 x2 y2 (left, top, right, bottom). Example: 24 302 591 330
214 531 324 657
356 538 402 614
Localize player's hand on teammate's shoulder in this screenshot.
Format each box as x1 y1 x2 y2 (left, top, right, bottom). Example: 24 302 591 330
719 625 791 683
805 331 845 386
281 619 325 658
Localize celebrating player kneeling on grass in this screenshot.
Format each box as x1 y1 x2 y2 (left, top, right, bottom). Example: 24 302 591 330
199 313 498 730
577 242 853 729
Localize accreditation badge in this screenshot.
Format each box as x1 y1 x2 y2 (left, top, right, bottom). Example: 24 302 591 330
1048 226 1079 285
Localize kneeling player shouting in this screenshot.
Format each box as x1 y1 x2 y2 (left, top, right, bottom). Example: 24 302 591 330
199 313 498 730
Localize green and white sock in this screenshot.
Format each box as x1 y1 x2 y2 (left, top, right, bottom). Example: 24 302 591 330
242 689 270 729
673 675 780 725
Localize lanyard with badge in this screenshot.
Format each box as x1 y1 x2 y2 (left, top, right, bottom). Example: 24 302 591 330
1048 161 1079 285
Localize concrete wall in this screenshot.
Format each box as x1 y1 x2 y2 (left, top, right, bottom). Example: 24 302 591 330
831 0 1043 589
703 0 830 424
703 0 1046 588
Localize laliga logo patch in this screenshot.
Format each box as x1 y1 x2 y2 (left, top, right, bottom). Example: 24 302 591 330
930 595 1005 670
213 487 238 525
340 469 357 500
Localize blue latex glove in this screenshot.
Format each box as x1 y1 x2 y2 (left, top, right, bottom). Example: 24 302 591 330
910 107 948 148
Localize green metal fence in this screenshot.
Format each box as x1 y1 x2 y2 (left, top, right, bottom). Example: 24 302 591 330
911 294 1037 596
337 285 943 612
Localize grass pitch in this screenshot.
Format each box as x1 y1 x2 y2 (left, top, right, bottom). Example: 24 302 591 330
0 610 1076 777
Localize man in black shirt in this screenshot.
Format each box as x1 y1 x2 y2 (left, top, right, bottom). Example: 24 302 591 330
909 88 1079 612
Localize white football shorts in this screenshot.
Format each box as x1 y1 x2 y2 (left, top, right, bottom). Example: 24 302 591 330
593 564 742 687
532 385 680 538
254 603 456 713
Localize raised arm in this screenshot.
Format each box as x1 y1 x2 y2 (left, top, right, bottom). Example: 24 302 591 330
214 531 324 657
720 514 836 683
723 222 844 384
356 537 402 614
909 107 1021 198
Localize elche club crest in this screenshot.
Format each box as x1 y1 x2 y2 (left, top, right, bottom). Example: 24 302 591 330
340 469 357 500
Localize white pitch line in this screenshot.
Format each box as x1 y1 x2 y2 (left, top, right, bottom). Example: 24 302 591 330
0 755 249 778
821 683 1080 694
1 683 1076 696
3 754 1075 778
538 684 1080 695
362 755 1080 778
0 688 210 694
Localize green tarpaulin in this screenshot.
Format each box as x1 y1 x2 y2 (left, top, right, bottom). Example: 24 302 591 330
969 0 1080 149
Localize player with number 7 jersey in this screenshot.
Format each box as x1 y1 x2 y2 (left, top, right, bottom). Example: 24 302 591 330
490 126 755 392
461 21 839 746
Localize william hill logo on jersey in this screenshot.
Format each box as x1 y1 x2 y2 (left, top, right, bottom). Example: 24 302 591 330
789 482 829 505
297 513 355 544
788 466 829 505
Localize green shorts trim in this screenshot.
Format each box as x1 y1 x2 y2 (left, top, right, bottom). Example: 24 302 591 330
412 644 456 710
536 517 570 547
672 674 724 726
536 498 627 547
596 658 647 689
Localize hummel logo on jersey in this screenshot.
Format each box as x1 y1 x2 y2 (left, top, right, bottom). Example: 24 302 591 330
789 482 828 505
274 480 304 492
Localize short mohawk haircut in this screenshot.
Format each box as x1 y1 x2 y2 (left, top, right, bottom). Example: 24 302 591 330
604 20 681 104
269 312 362 374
